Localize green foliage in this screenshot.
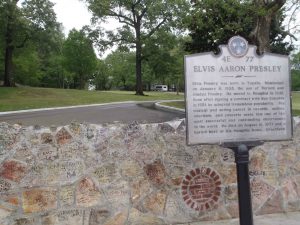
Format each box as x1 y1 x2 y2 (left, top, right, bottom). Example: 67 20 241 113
62 29 97 89
143 32 187 92
185 0 293 55
292 70 300 91
0 0 62 86
291 51 300 91
186 0 254 53
292 51 300 70
14 43 42 86
105 50 136 90
84 0 190 95
92 60 112 90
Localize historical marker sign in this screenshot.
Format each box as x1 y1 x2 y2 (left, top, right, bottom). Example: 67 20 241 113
185 36 292 145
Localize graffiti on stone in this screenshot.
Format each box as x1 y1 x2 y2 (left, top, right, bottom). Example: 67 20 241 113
251 178 275 209
130 144 157 163
130 177 151 204
13 217 39 225
0 160 27 183
249 171 266 177
56 209 84 225
93 163 117 184
59 185 74 207
41 133 54 144
55 128 72 145
250 149 267 171
105 181 129 207
181 167 221 211
164 194 186 220
0 179 12 192
197 149 219 164
120 160 142 179
37 145 58 161
13 145 34 165
144 160 166 186
89 209 111 225
69 123 82 136
164 151 193 167
221 150 235 163
58 143 85 159
59 161 85 182
22 188 57 213
143 191 167 215
123 121 142 138
29 161 84 185
0 124 18 153
86 126 95 139
166 166 185 187
76 177 101 207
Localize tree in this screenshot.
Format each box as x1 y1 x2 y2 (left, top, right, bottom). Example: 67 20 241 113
105 50 136 90
62 29 97 89
84 0 189 95
0 0 59 87
249 0 292 54
92 60 112 90
185 0 295 55
291 51 300 91
143 31 187 93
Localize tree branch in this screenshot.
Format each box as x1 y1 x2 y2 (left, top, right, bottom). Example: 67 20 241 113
132 0 142 8
266 0 286 15
107 9 134 27
138 6 148 20
146 18 167 38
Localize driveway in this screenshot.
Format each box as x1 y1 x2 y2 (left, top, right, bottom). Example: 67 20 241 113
0 102 185 126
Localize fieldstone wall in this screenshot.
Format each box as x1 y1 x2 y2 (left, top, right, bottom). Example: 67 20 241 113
0 120 300 225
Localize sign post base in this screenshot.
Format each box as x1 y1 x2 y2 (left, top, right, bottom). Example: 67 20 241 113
222 142 263 225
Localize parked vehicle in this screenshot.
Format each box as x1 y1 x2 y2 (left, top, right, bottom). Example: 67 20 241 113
153 85 168 91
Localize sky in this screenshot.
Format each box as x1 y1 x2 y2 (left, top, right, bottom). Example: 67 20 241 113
51 0 92 35
51 0 119 36
51 0 299 50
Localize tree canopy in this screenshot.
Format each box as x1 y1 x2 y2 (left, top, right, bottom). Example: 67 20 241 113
185 0 295 55
0 0 61 87
62 28 97 89
1 0 299 91
84 0 189 95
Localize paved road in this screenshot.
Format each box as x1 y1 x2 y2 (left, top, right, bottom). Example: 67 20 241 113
0 102 185 126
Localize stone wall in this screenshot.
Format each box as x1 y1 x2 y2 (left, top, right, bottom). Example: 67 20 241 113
0 120 300 225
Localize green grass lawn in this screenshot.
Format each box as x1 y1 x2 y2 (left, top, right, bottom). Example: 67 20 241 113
0 87 184 112
292 92 300 116
161 93 300 116
2 87 300 116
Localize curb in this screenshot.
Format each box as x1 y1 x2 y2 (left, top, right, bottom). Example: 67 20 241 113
155 100 185 114
0 100 185 116
0 101 139 116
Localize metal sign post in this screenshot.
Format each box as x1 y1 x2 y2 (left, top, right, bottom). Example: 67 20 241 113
223 142 263 225
184 36 292 225
234 144 253 225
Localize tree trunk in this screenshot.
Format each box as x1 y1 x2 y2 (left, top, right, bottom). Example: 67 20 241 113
250 16 272 55
249 0 286 55
4 46 14 87
3 1 17 87
135 22 144 96
79 76 85 89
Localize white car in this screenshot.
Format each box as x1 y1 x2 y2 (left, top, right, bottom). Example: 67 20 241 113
154 85 168 91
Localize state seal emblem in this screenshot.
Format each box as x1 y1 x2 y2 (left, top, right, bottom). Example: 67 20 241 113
228 36 248 57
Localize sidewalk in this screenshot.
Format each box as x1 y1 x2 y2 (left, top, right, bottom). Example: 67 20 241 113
185 212 300 225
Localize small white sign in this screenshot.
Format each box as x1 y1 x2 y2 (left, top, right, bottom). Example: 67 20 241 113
185 36 292 145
